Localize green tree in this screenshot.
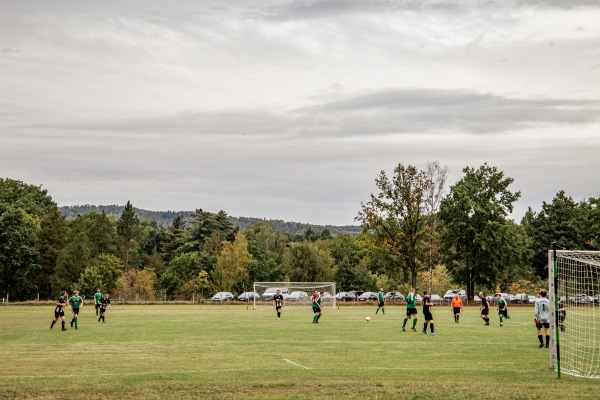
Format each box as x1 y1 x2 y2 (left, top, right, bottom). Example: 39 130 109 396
213 233 253 292
53 217 92 293
283 241 336 282
0 178 58 300
78 266 104 299
35 206 67 298
356 163 431 288
117 201 140 272
179 209 238 254
93 254 123 294
83 211 118 258
162 215 187 262
523 191 591 278
0 205 38 300
439 164 523 299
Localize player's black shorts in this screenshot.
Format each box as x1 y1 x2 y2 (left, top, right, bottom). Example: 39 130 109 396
275 306 282 311
54 311 64 318
453 307 461 314
499 309 508 317
558 314 566 323
424 311 433 320
481 309 489 315
95 304 100 310
378 301 384 308
536 322 550 329
406 307 417 317
99 308 107 313
72 308 79 316
312 306 321 314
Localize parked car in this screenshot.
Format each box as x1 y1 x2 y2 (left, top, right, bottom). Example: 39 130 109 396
573 294 593 304
385 292 404 301
286 291 309 302
358 292 377 301
237 292 260 301
430 294 442 304
211 292 234 301
262 287 289 301
321 292 332 301
443 289 467 301
335 292 348 301
473 295 482 303
512 294 529 304
528 295 537 304
340 290 364 302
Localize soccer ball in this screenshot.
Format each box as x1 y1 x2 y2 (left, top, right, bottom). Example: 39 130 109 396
366 316 371 321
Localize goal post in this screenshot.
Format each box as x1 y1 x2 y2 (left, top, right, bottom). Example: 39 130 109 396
252 282 337 310
549 248 600 379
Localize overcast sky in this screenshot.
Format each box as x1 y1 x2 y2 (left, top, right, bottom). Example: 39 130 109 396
1 0 599 226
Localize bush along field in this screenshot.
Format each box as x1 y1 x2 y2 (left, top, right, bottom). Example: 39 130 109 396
1 305 598 400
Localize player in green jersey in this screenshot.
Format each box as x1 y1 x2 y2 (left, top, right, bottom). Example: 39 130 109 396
68 290 84 329
402 288 419 332
375 288 385 315
495 293 510 327
311 291 323 324
94 288 102 316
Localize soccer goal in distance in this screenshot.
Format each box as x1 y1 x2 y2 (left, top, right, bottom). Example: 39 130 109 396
252 282 337 310
549 249 600 379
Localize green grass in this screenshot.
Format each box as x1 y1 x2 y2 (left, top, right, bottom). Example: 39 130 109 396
0 304 598 399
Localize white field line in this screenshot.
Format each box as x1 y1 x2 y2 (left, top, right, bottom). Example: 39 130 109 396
283 358 312 369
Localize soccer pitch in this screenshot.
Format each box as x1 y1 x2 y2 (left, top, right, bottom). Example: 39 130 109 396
1 305 598 399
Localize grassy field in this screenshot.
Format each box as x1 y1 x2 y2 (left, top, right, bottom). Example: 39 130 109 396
1 303 598 399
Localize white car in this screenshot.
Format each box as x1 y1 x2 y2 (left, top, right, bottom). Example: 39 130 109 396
211 292 234 301
443 289 467 301
286 291 309 302
262 288 289 301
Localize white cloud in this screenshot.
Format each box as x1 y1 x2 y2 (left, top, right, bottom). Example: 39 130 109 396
1 0 599 225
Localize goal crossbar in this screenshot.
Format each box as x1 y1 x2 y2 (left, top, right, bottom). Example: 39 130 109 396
253 282 337 310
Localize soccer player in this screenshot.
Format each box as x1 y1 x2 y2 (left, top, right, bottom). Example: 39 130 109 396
558 299 566 333
50 291 69 331
479 292 490 325
534 289 551 348
68 290 83 329
94 288 103 317
273 289 285 319
375 288 385 315
402 288 418 332
450 293 463 323
422 290 435 336
496 293 510 326
311 290 323 324
98 293 111 323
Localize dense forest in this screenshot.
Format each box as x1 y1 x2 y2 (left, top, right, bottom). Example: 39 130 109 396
1 162 599 302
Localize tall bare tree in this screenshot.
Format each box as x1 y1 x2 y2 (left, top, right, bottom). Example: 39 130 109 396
424 161 448 293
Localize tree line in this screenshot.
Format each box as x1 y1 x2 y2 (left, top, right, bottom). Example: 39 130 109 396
1 163 598 302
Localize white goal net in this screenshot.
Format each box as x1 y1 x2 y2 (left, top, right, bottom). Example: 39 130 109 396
253 282 337 310
549 250 600 378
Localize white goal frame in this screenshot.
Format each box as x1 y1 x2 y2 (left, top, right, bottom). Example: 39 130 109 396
252 282 337 310
549 249 600 379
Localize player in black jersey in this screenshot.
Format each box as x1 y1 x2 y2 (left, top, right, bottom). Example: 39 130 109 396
50 291 69 331
422 290 436 336
272 289 285 319
479 292 490 325
98 293 111 323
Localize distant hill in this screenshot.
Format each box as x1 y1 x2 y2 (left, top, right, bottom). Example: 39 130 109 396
59 205 363 236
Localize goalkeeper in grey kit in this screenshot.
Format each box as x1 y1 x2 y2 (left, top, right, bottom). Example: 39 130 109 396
534 289 551 348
